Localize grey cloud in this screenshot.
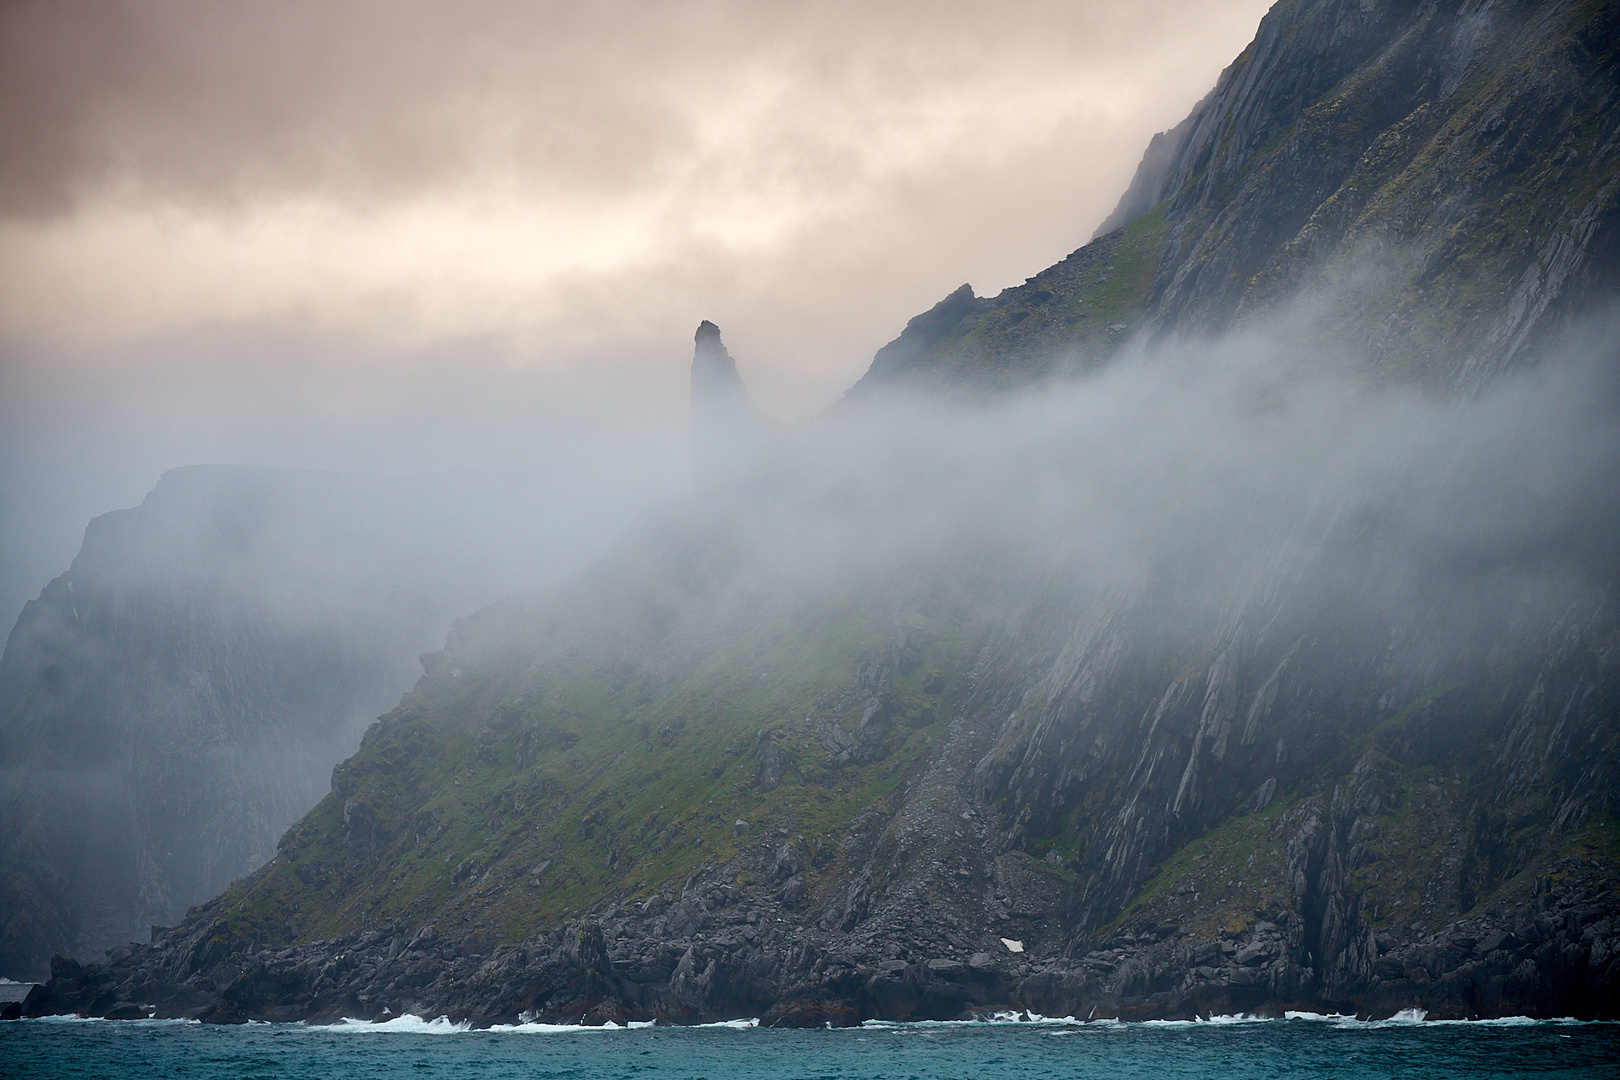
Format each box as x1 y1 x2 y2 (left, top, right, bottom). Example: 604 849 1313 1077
0 0 1271 215
0 0 1275 637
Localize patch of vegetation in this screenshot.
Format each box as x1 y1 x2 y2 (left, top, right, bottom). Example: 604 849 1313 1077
219 563 994 948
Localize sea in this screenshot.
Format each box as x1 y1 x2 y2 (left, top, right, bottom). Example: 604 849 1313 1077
3 1011 1617 1079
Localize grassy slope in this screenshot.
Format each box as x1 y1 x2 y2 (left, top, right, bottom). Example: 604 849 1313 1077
899 208 1170 386
209 558 995 952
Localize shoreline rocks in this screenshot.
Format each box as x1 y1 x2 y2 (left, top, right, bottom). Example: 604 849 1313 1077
26 856 1617 1027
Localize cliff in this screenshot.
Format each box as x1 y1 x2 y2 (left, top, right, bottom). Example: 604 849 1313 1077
25 0 1620 1025
848 0 1620 392
35 329 1620 1023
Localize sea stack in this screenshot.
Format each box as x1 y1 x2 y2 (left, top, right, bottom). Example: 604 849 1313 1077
690 320 757 478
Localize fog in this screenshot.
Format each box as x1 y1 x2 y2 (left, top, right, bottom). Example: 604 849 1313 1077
0 378 690 972
0 0 1276 632
5 276 1616 976
0 331 690 630
632 310 1620 681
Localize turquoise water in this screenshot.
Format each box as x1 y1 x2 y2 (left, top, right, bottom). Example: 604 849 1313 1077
3 1013 1617 1079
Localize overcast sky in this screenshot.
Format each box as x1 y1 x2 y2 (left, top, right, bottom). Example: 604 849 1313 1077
0 0 1273 626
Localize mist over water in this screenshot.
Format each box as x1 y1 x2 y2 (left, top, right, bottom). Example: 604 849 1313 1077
3 281 1615 980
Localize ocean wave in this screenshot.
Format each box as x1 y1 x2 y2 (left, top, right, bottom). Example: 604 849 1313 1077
863 1011 1082 1029
330 1013 752 1033
20 1013 200 1026
20 1009 1607 1032
334 1014 472 1033
1283 1010 1591 1029
1040 1010 1609 1033
1130 1014 1274 1028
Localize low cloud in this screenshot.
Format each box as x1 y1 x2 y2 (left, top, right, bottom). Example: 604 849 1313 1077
656 310 1620 687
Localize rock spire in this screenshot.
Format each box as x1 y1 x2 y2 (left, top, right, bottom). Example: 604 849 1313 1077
690 321 758 477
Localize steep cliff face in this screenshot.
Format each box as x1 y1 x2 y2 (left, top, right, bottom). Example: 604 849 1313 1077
853 0 1620 390
31 0 1620 1025
1141 0 1620 379
0 465 576 980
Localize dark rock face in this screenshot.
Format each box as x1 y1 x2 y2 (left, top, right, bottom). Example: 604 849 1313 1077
754 731 787 792
1090 105 1205 240
691 321 749 417
1138 0 1620 374
846 285 986 391
853 0 1620 390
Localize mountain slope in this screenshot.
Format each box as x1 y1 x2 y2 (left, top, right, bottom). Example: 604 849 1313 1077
38 333 1620 1024
850 0 1620 392
29 0 1620 1024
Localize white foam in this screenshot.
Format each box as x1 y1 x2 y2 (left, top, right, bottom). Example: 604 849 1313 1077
41 1007 1593 1033
1194 1013 1275 1025
1376 1014 1567 1028
1384 1008 1429 1025
706 1010 1590 1031
1281 1009 1598 1029
323 1012 748 1033
335 1014 471 1033
21 1014 200 1026
485 1020 628 1033
1135 1013 1274 1027
862 1012 1081 1029
487 1015 752 1032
